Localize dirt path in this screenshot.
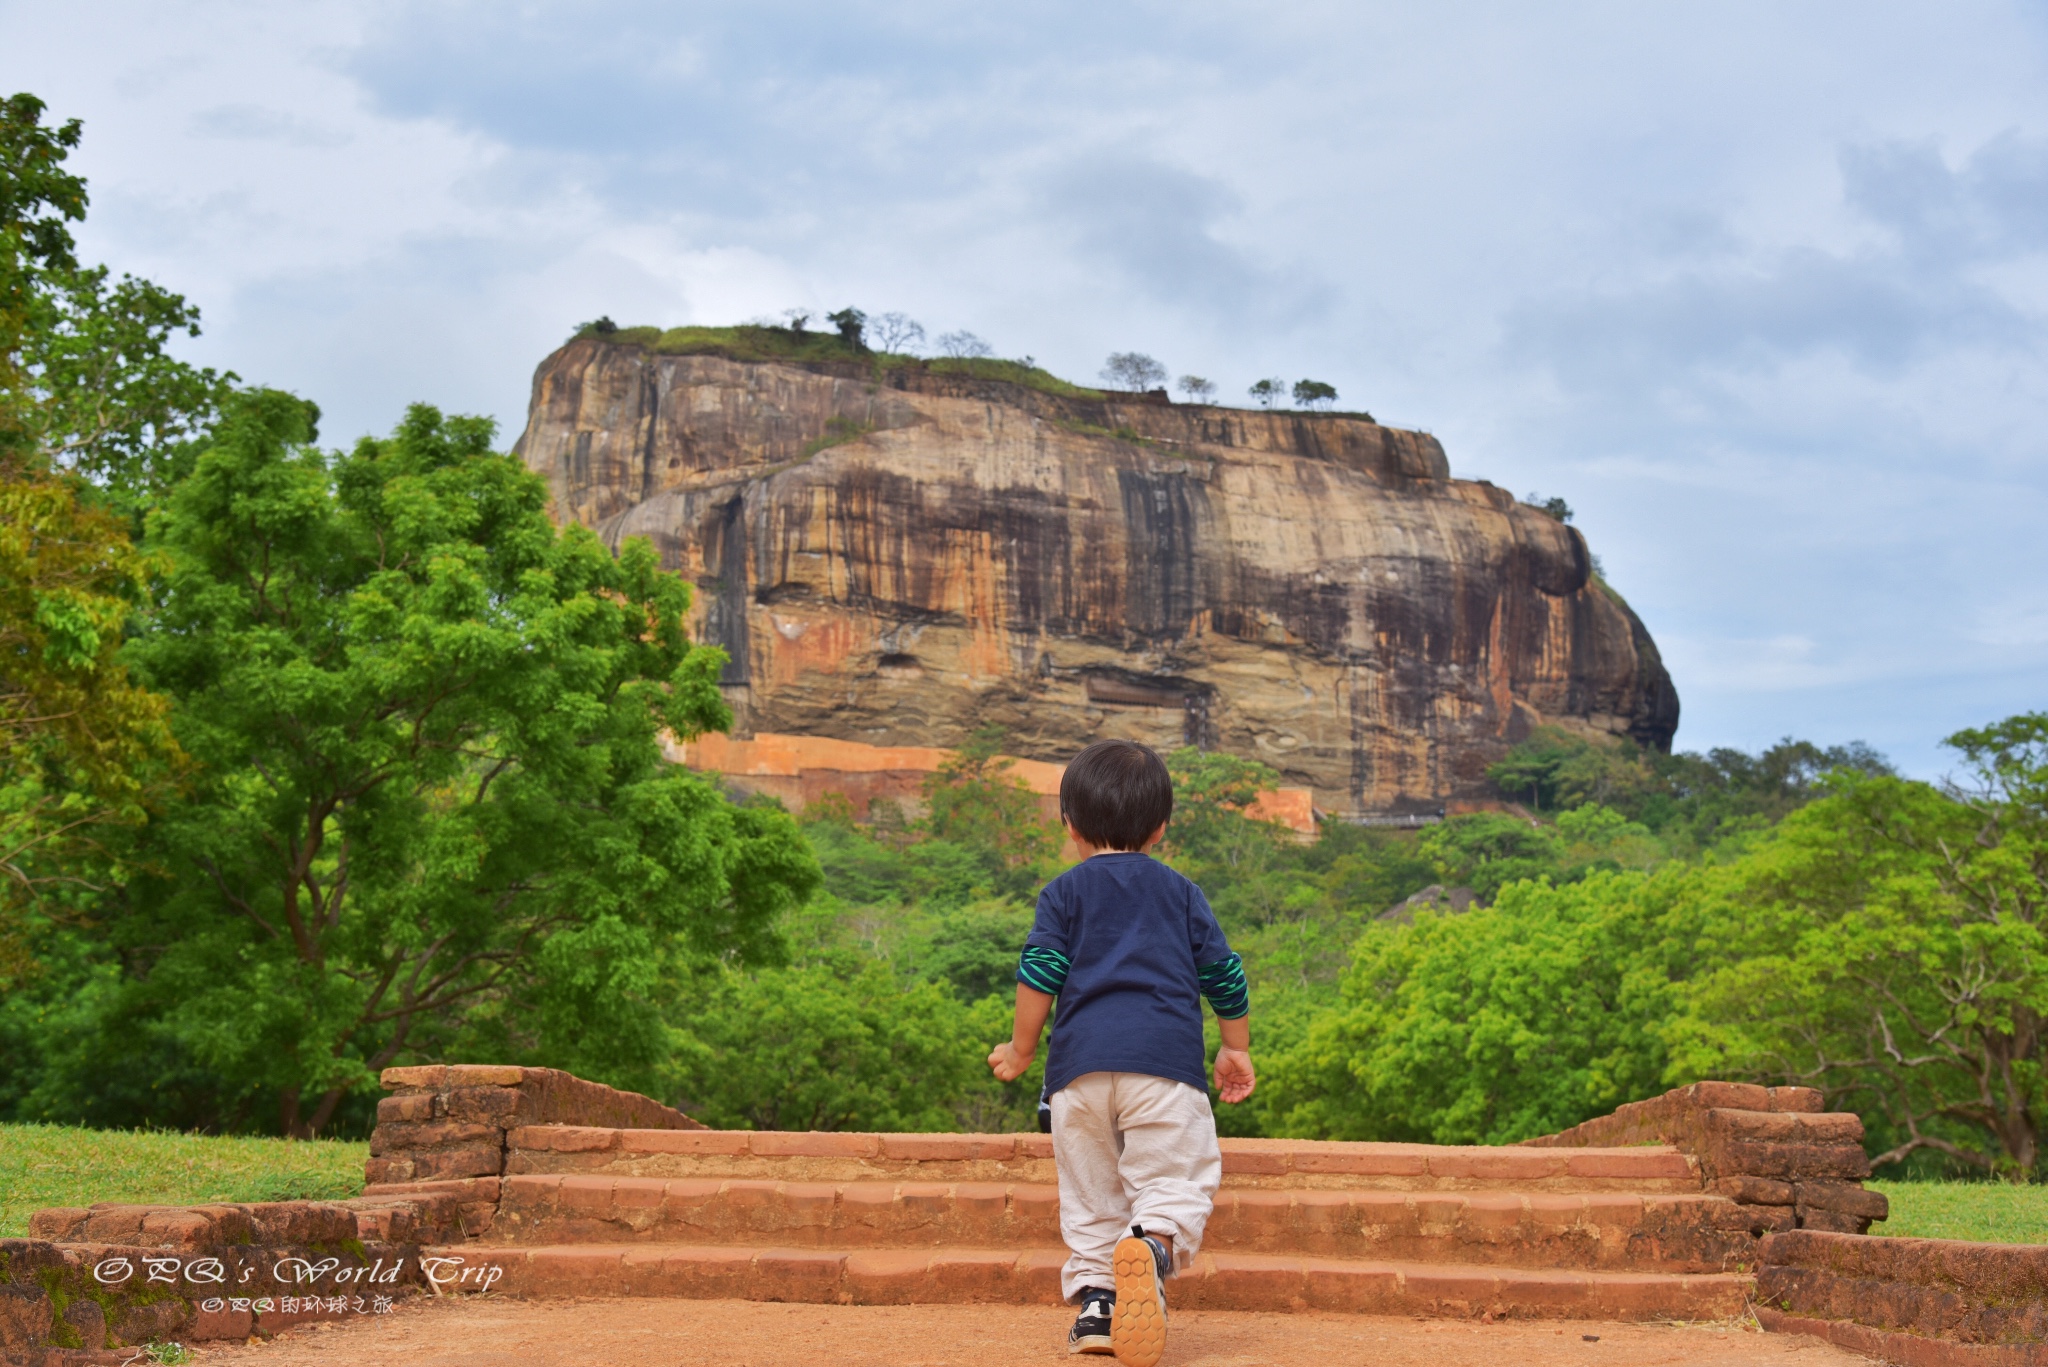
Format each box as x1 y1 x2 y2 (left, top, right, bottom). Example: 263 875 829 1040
194 1296 1872 1367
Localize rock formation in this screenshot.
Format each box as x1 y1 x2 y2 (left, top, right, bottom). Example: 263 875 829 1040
512 339 1677 816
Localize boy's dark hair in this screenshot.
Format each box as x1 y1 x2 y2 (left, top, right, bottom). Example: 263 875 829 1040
1060 739 1173 850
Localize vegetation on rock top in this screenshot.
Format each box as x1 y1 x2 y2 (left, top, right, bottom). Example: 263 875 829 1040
573 318 1111 402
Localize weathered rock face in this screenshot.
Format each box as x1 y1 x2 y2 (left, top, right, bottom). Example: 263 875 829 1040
513 340 1677 814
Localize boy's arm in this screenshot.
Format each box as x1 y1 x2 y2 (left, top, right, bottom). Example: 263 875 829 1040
1198 949 1255 1103
1214 1012 1255 1103
988 983 1054 1081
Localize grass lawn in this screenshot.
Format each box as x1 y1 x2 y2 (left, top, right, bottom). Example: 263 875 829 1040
1868 1179 2048 1244
0 1123 367 1238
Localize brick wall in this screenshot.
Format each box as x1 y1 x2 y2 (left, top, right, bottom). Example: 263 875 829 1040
366 1065 703 1187
1525 1081 1887 1235
1756 1229 2048 1365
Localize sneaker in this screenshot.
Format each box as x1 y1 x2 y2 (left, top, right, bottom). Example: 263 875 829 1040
1067 1287 1115 1355
1110 1225 1170 1367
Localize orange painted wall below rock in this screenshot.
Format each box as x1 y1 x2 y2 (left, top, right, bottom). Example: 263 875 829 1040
671 731 1319 837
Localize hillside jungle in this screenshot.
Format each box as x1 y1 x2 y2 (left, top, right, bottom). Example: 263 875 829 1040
4 94 2044 1184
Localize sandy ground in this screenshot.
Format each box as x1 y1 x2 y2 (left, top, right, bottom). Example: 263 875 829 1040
192 1296 1874 1367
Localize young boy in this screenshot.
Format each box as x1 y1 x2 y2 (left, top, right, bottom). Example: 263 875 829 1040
988 739 1255 1366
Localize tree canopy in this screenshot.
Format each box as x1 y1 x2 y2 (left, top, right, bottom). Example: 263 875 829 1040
91 395 817 1135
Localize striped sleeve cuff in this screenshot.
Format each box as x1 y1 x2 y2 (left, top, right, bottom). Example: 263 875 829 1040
1198 953 1250 1019
1017 945 1071 996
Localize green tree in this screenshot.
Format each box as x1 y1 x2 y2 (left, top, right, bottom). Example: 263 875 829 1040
1 93 230 504
1247 378 1283 408
1416 812 1564 901
825 307 867 350
919 725 1061 900
0 93 188 975
105 393 816 1136
1486 725 1892 850
1671 714 2048 1177
666 961 1026 1131
1290 379 1337 410
1259 869 1686 1143
0 474 178 975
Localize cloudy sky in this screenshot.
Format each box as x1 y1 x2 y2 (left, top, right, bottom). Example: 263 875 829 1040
8 1 2046 775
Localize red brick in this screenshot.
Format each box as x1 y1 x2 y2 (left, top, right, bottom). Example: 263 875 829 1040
748 1132 880 1159
924 1249 1018 1300
877 1134 1016 1161
1796 1208 1868 1234
186 1302 255 1341
952 1183 1010 1221
1300 1256 1402 1313
1403 1263 1520 1312
1793 1180 1888 1220
779 1182 842 1226
752 1249 847 1301
1682 1081 1775 1112
1707 1108 1864 1145
1014 1248 1068 1303
1009 1185 1061 1226
1767 1086 1825 1113
1708 1138 1871 1181
1592 1191 1660 1222
438 1086 522 1124
1198 1253 1308 1311
1015 1134 1056 1160
380 1065 450 1091
657 1179 725 1219
610 1178 667 1211
1458 1195 1527 1231
715 1180 782 1224
497 1245 619 1293
363 1156 412 1184
408 1141 504 1180
377 1094 436 1123
895 1182 953 1224
617 1129 748 1156
526 1125 622 1154
361 1176 502 1201
1561 1149 1692 1181
836 1183 899 1224
441 1065 527 1087
1221 1149 1292 1176
26 1208 88 1240
842 1248 934 1303
1711 1174 1795 1204
368 1120 496 1155
654 1245 757 1299
1428 1151 1559 1181
556 1176 616 1215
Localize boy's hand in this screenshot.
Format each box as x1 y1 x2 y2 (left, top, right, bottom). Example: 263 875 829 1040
1214 1047 1256 1103
988 1041 1034 1081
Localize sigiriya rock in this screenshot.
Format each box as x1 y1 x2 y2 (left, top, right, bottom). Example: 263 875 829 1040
512 336 1678 817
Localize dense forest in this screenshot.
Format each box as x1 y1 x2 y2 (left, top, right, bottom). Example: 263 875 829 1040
4 95 2044 1182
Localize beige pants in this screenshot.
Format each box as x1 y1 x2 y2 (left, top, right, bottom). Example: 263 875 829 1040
1049 1071 1223 1301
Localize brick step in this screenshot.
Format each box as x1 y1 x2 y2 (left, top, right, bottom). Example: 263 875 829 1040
436 1241 1753 1320
483 1174 1763 1272
498 1129 1701 1193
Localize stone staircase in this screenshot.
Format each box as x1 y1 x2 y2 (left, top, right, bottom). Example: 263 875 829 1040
3 1072 1893 1360
379 1123 1767 1319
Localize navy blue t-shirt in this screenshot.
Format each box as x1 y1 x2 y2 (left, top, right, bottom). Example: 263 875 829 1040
1026 852 1234 1096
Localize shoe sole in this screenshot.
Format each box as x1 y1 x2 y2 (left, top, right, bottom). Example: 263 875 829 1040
1068 1332 1114 1355
1110 1237 1166 1367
